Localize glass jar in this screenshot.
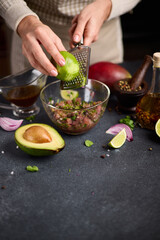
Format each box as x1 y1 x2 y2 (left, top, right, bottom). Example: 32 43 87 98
136 52 160 130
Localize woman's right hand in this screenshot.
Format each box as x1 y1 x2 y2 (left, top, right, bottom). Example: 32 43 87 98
17 16 66 76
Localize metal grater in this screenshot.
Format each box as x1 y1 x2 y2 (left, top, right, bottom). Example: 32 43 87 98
60 41 91 90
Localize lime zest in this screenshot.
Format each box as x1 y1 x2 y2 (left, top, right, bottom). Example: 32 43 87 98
85 140 94 147
26 166 39 172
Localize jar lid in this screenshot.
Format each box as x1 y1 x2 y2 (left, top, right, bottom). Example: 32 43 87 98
153 52 160 67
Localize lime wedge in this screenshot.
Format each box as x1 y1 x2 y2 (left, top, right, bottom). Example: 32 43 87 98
56 51 79 82
108 128 126 148
155 119 160 137
60 90 79 100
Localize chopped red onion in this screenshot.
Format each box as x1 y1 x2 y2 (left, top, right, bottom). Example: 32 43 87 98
0 117 23 131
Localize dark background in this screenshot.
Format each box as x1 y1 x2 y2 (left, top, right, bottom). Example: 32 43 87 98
0 0 159 77
121 0 159 60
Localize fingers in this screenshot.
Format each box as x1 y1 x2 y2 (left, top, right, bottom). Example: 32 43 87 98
69 22 77 40
22 46 47 75
37 27 66 68
83 20 99 46
70 18 98 47
71 14 79 25
69 22 77 48
18 17 67 76
22 43 54 76
22 36 59 76
71 15 87 44
70 12 98 47
69 1 111 47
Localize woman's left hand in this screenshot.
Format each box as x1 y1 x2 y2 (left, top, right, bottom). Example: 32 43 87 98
69 0 112 47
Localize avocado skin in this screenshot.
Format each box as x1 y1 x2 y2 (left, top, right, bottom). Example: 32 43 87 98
15 123 65 156
15 139 65 156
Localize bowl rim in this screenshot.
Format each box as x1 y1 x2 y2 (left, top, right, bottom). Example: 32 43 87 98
0 68 46 89
40 78 110 111
113 79 148 95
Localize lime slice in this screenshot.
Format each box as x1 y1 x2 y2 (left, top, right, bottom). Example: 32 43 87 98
56 51 79 82
60 90 79 100
155 119 160 137
108 128 126 148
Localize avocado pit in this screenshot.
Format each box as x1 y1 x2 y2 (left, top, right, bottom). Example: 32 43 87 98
23 126 52 143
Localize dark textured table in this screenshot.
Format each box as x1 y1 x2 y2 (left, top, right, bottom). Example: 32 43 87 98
0 61 160 240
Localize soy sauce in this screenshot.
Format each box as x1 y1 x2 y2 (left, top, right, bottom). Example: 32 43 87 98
5 85 41 107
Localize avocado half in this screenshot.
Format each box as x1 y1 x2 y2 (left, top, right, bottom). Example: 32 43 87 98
15 123 65 156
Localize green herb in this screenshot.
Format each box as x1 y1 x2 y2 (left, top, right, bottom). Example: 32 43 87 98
119 115 134 130
75 106 80 110
85 140 94 147
72 98 76 104
48 97 54 105
71 115 77 121
26 166 39 172
25 115 35 121
68 168 71 172
63 104 72 109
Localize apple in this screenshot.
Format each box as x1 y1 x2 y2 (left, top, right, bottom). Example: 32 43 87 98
89 62 131 90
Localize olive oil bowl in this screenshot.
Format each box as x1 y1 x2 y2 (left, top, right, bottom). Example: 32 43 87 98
0 68 47 118
40 79 110 135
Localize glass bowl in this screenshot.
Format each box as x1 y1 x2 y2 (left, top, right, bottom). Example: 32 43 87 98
0 68 47 118
40 79 110 135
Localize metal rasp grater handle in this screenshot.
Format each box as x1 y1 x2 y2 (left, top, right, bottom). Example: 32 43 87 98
73 37 84 47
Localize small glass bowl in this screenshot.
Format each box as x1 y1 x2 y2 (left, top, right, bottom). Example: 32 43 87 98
40 79 110 135
0 68 47 118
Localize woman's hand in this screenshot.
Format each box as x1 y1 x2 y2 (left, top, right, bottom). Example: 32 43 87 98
69 0 112 47
17 16 66 76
